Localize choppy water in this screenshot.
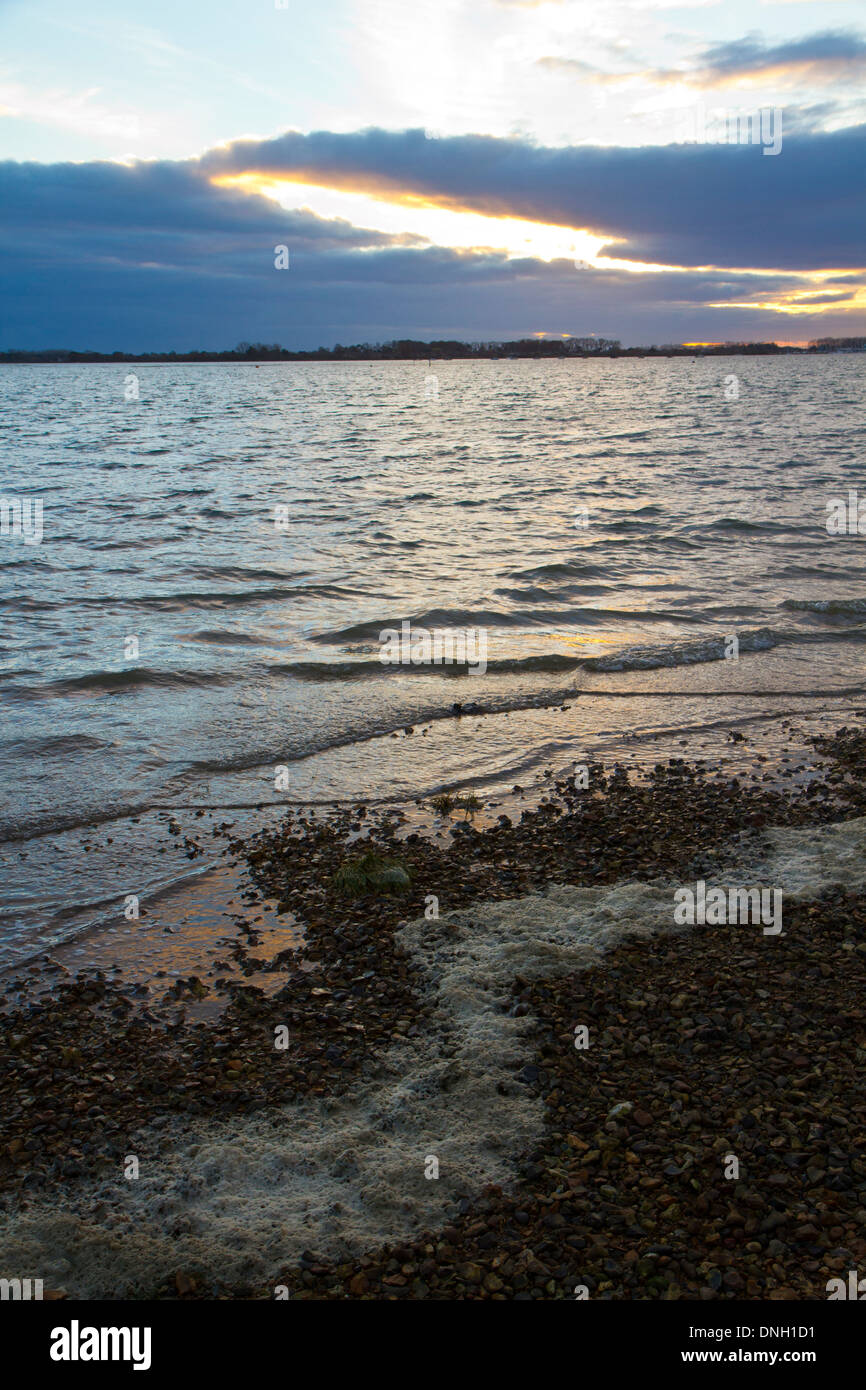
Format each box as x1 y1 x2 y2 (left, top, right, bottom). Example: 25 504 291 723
1 357 865 965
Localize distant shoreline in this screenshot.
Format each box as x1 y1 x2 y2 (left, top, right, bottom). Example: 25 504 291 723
2 337 864 365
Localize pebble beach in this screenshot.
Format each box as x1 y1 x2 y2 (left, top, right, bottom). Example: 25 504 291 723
1 721 864 1300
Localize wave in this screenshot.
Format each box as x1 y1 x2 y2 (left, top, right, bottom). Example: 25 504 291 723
4 675 864 842
0 732 108 758
782 598 866 615
700 517 814 535
128 583 363 610
268 652 585 682
584 627 780 672
310 606 704 644
0 583 362 614
7 667 236 699
182 566 311 582
773 565 862 579
0 799 157 843
186 628 269 646
509 562 607 581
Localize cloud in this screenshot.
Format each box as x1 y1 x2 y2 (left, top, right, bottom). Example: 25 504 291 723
1 126 864 351
196 123 866 271
688 28 866 87
782 98 866 133
538 27 866 91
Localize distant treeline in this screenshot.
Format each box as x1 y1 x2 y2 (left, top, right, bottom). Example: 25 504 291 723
2 336 864 363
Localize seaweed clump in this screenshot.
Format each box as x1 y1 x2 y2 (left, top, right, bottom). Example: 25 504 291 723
332 850 412 898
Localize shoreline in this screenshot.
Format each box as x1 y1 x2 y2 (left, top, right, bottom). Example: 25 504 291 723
0 722 864 1298
5 345 857 364
2 697 860 999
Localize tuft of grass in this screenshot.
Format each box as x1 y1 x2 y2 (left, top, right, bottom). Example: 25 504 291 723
332 850 412 898
430 791 482 818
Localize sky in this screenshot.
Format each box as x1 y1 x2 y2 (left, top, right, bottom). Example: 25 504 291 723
1 0 864 350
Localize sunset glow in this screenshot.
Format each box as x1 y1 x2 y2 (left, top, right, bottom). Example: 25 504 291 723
211 173 611 265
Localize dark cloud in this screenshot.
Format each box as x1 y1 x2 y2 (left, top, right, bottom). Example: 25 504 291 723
696 29 866 85
198 124 866 271
1 127 864 351
0 159 408 251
